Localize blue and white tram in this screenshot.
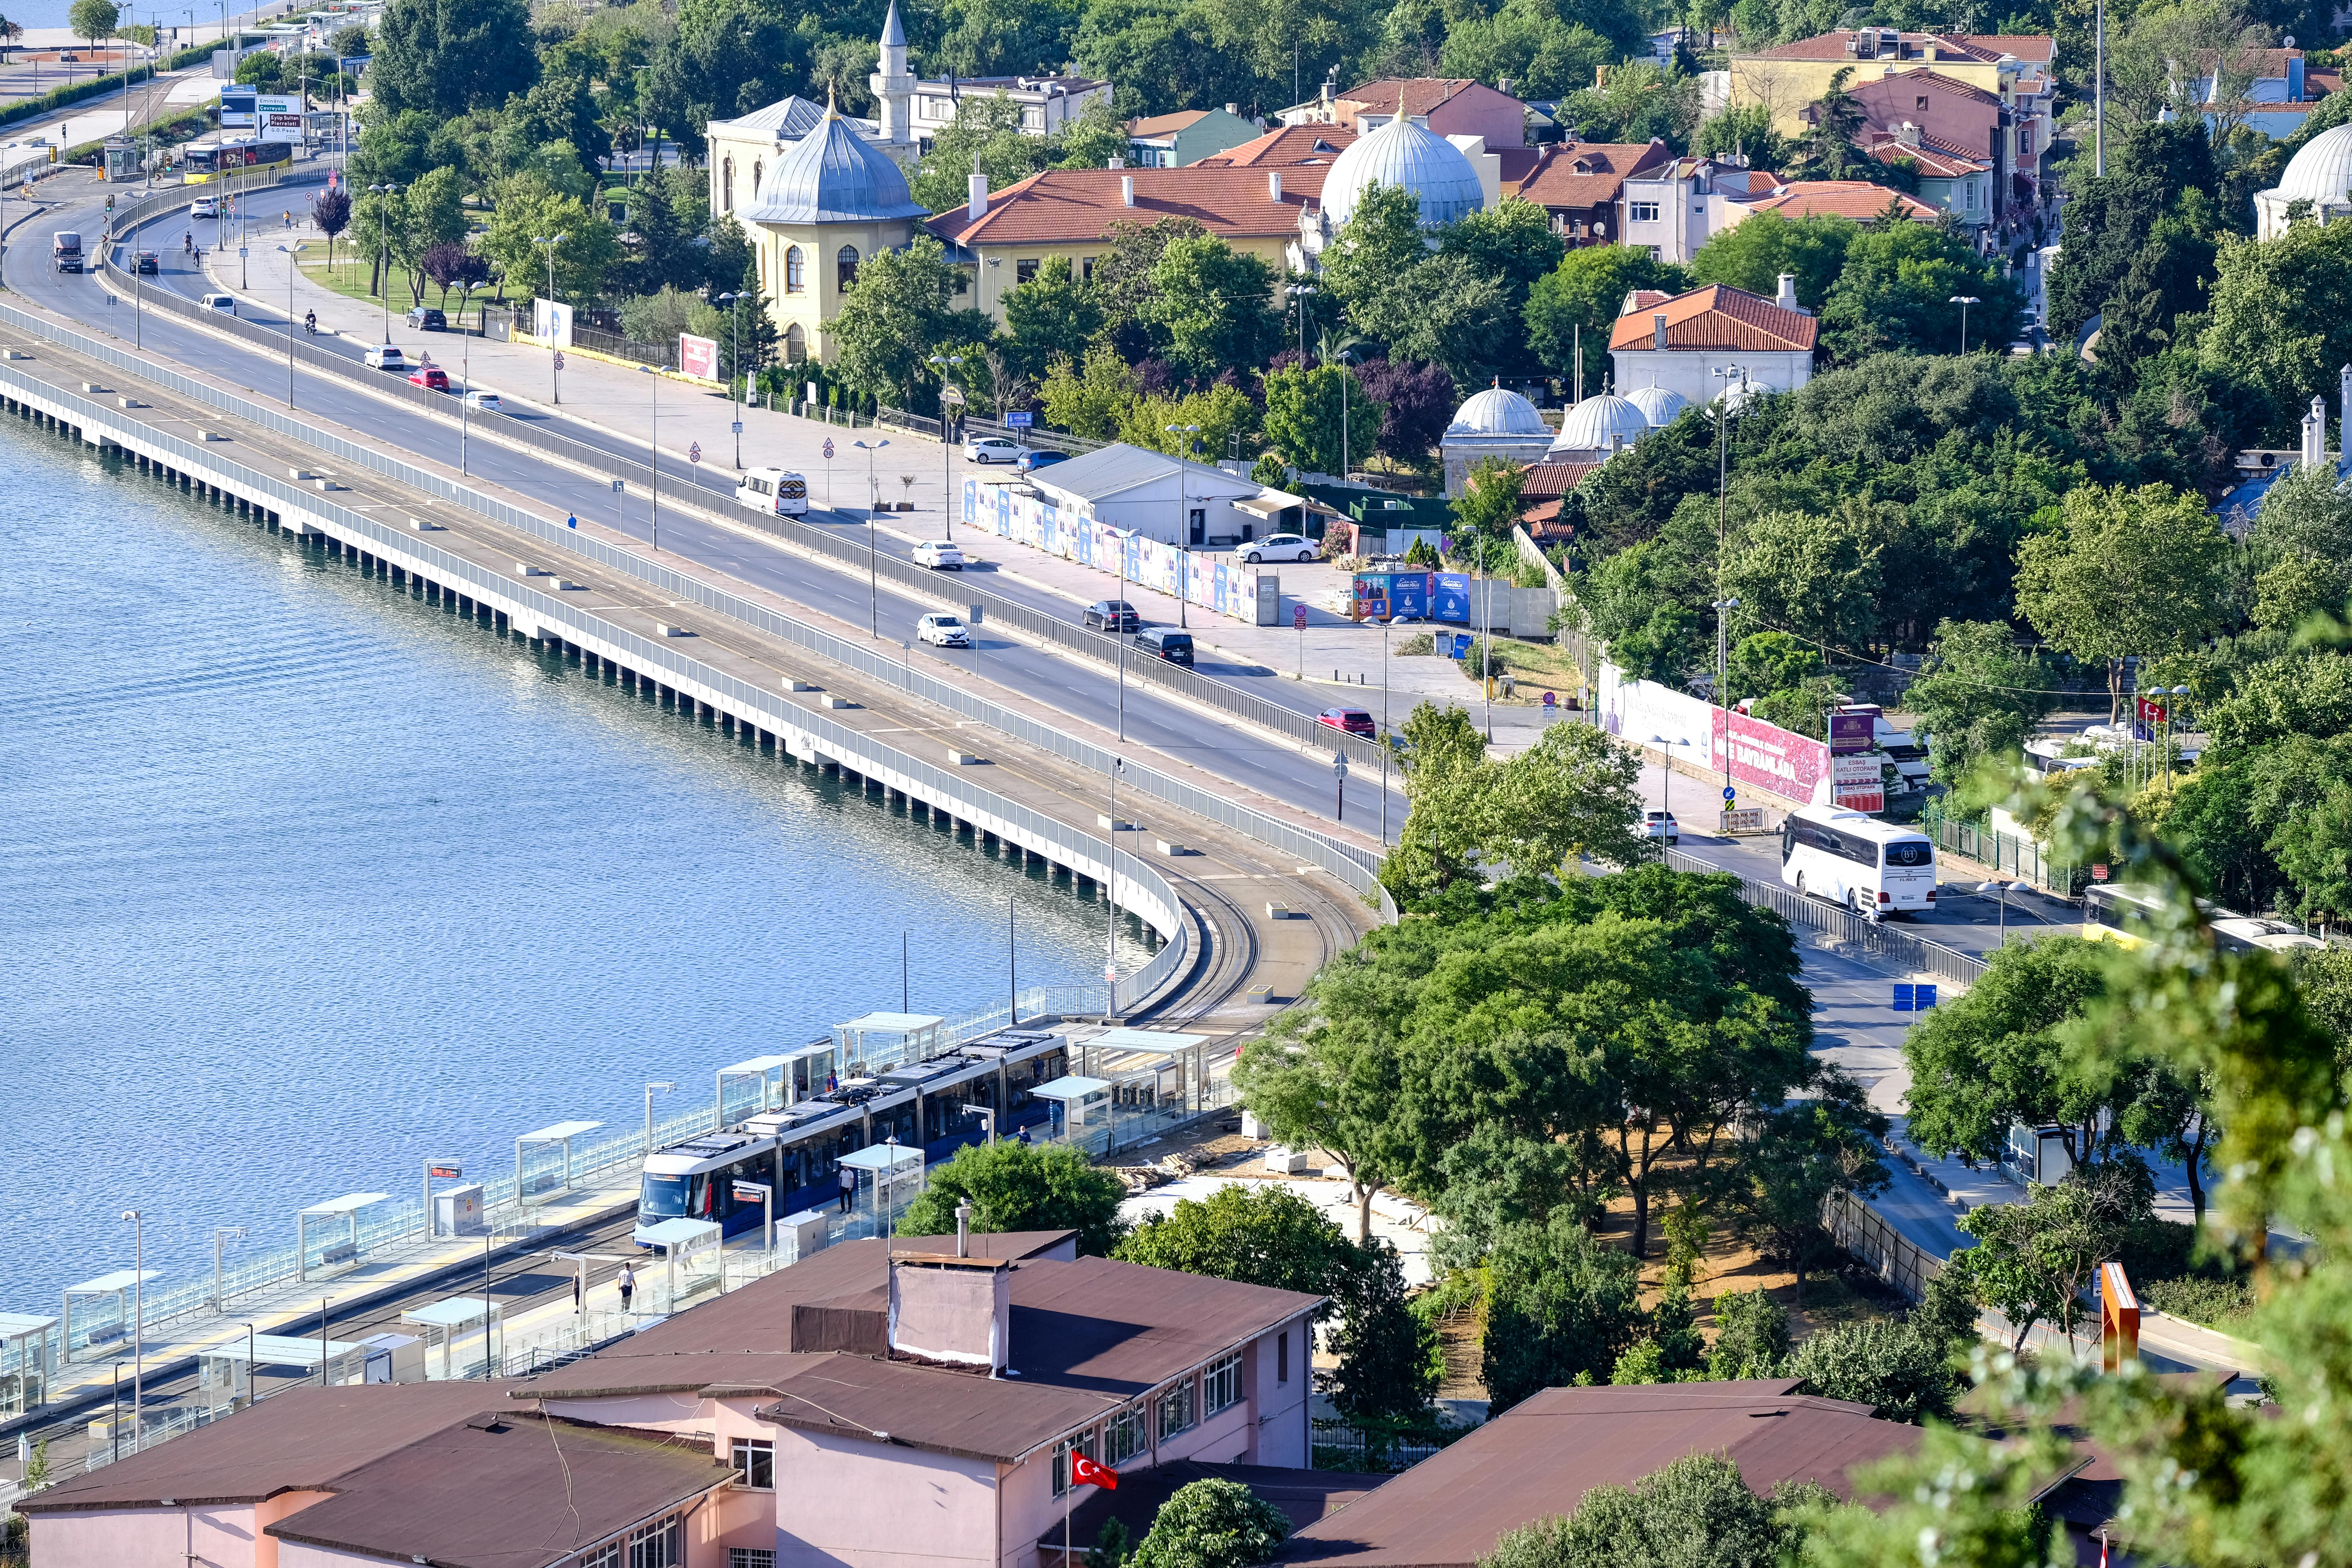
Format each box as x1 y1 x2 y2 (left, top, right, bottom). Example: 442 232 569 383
632 1028 1067 1246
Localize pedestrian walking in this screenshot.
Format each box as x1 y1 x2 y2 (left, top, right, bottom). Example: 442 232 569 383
617 1261 636 1314
837 1163 855 1214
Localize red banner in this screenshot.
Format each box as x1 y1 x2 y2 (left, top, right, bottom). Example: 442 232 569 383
1712 708 1830 803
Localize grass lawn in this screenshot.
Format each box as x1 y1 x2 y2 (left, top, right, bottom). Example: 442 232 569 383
297 254 493 330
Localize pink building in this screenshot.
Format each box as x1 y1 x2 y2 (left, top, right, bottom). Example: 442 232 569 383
1336 78 1529 149
22 1231 1325 1568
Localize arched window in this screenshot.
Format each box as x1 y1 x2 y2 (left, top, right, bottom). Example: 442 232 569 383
722 158 733 212
836 245 860 292
785 323 807 363
784 245 805 293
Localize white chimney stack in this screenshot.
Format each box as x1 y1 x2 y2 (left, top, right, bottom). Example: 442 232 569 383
967 167 988 223
1121 174 1135 206
2303 394 2328 471
1653 312 1668 350
1775 272 1799 311
1268 170 1283 201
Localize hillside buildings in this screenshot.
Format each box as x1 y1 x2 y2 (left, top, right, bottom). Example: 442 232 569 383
1609 281 1819 407
870 0 1110 154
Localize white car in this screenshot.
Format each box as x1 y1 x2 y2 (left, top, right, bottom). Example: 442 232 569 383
1639 810 1679 845
363 343 408 371
963 435 1028 464
463 389 503 413
1240 533 1318 565
190 197 218 217
916 612 971 648
912 540 965 570
199 292 237 315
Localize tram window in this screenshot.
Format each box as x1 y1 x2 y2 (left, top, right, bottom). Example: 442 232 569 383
641 1175 689 1217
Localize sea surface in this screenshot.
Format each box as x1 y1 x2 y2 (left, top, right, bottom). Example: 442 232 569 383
0 419 1146 1306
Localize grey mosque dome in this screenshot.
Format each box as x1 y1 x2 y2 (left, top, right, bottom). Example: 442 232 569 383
1624 382 1690 427
1447 384 1548 436
1320 97 1485 230
740 95 930 225
2276 123 2352 204
1551 389 1650 456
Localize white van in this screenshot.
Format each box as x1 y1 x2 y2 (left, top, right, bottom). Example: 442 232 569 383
735 466 809 517
1778 804 1938 919
201 292 237 316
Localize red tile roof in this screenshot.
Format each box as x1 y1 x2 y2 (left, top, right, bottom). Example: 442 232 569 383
1712 168 1783 197
1861 133 1991 178
1338 78 1491 118
1193 124 1357 167
1753 29 2037 61
1743 179 1941 223
1609 282 1819 353
1516 139 1675 210
1519 461 1599 500
928 166 1324 247
1846 65 2004 108
1954 32 2055 62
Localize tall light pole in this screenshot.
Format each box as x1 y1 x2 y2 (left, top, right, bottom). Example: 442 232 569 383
1949 294 1980 353
1649 734 1679 819
121 1210 144 1451
534 232 567 403
1382 616 1413 846
275 240 306 407
643 1081 675 1152
1286 282 1315 361
1978 879 2031 944
715 289 744 467
212 1226 245 1312
2163 684 2190 787
1335 348 1355 482
855 438 890 635
638 363 661 550
1709 363 1747 811
456 279 477 474
365 181 397 345
1165 422 1199 628
1105 757 1124 1015
929 352 963 540
1713 597 1740 815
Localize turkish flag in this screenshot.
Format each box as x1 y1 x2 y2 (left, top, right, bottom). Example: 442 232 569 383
1071 1453 1118 1491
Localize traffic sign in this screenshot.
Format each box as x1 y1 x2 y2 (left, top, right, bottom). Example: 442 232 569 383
1005 410 1034 427
2091 863 2109 882
823 438 836 459
689 441 702 464
1292 605 1307 629
1332 752 1349 777
731 420 743 433
1722 786 1736 800
554 351 566 369
611 478 625 492
1541 691 1557 709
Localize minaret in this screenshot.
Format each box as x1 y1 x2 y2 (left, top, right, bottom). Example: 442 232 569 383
2301 394 2327 472
870 0 916 149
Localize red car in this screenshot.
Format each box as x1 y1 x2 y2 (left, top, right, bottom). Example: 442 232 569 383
1318 707 1376 737
406 365 450 391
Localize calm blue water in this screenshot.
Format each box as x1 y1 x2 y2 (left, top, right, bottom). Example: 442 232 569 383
0 421 1146 1306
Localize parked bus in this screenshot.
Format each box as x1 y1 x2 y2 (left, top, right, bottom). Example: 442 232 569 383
1779 804 1938 919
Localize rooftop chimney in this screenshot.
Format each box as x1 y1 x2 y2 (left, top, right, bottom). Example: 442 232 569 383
967 164 988 223
1268 170 1283 201
889 1253 1011 1374
1121 174 1135 206
2303 394 2328 471
1895 119 1920 147
1775 272 1800 311
1226 102 1239 115
956 1199 972 1258
1107 153 1124 169
1652 312 1668 350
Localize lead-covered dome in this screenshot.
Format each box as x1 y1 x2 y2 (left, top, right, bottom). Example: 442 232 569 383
1625 382 1690 427
740 98 928 225
1551 390 1649 454
1447 385 1547 436
2276 123 2352 204
1320 104 1485 230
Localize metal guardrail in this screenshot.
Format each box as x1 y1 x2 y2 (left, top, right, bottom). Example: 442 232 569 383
93 228 1395 781
1664 847 1988 986
0 291 1386 909
1824 1187 1946 1300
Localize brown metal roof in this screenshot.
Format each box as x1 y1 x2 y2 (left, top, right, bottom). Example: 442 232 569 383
1049 1461 1392 1553
16 1383 527 1513
760 1353 1119 1464
1282 1382 1925 1568
263 1411 727 1568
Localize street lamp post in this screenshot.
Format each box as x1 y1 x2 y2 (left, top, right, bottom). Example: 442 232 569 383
1649 734 1679 820
1165 422 1199 628
1713 596 1739 811
1949 294 1981 354
275 241 306 408
1381 616 1414 845
1286 282 1316 361
365 182 398 345
715 290 744 468
638 363 661 550
456 280 477 475
854 438 890 635
534 232 567 403
929 353 964 540
643 1081 676 1153
121 1210 144 1451
1978 879 2032 944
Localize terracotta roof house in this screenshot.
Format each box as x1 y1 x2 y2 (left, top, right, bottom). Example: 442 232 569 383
929 165 1325 322
1515 138 1677 243
1335 77 1528 147
1193 124 1359 167
1609 281 1819 407
1741 179 1942 223
1282 1382 1929 1568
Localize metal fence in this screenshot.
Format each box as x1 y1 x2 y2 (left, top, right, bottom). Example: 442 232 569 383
1663 848 1987 986
0 292 1385 911
1823 1187 1946 1302
1928 812 2085 897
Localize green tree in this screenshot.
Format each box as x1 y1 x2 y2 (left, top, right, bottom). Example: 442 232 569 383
1131 1479 1291 1568
1525 244 1690 389
1087 1519 1133 1568
1320 183 1432 330
2017 481 2230 725
1905 620 2055 789
369 0 537 118
1117 384 1259 466
1234 1026 1404 1245
831 236 961 410
1003 257 1103 380
911 94 1056 214
1790 65 1871 180
1721 501 1897 656
1555 60 1701 148
895 1139 1127 1256
1902 937 2113 1170
1449 455 1527 559
1722 1071 1888 1304
390 165 466 305
1091 216 1207 357
1483 1213 1644 1412
1784 1318 1955 1424
481 175 618 303
1955 1159 2156 1353
1355 253 1520 390
1816 214 2024 364
1481 1454 1830 1568
1261 361 1380 478
1578 539 1709 687
1041 346 1138 440
1438 198 1564 368
1691 103 1789 174
2197 219 2352 446
1722 631 1822 707
1704 1288 1789 1379
66 0 115 56
1144 233 1280 380
1687 210 1853 312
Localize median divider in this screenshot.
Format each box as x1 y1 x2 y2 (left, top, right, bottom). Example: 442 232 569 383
1664 846 1986 985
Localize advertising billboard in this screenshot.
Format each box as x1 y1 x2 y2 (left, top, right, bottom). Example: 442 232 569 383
678 333 719 380
1712 707 1831 804
1831 752 1886 813
1829 711 1876 754
1432 572 1471 624
1349 571 1434 622
534 298 573 349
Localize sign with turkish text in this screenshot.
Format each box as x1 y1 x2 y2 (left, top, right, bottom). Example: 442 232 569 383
1831 752 1885 813
1431 571 1471 624
678 332 718 380
1292 604 1307 629
1709 706 1831 805
1829 712 1876 754
1004 410 1034 427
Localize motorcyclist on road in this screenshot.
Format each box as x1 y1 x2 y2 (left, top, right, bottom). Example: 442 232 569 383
305 311 316 334
182 232 191 254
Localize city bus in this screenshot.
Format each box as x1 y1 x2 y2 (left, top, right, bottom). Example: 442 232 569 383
2085 883 2325 956
181 138 294 183
1779 804 1939 919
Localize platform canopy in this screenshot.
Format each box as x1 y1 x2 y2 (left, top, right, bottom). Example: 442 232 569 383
64 1271 161 1296
300 1193 392 1218
720 1054 796 1076
203 1332 366 1366
516 1121 604 1146
402 1296 501 1331
1030 1076 1113 1104
637 1217 724 1250
841 1140 925 1173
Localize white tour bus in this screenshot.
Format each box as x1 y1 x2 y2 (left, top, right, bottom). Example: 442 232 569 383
1779 804 1938 919
735 466 810 517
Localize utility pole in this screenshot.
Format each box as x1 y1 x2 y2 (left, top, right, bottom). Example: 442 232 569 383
2095 0 2106 178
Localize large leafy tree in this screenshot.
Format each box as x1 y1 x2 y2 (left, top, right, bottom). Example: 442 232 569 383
1354 357 1455 469
1131 1480 1291 1568
1902 937 2115 1170
830 236 962 410
1142 233 1280 380
1001 258 1103 380
1686 209 1853 311
1261 361 1380 478
481 173 619 303
2015 481 2230 724
1481 1213 1643 1411
1904 620 2055 788
2197 219 2352 446
1721 499 1905 655
1721 1070 1888 1304
1784 1318 1955 1424
1320 184 1431 333
1525 244 1690 389
896 1139 1127 1256
1480 1455 1829 1568
369 0 538 119
1816 213 2024 364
